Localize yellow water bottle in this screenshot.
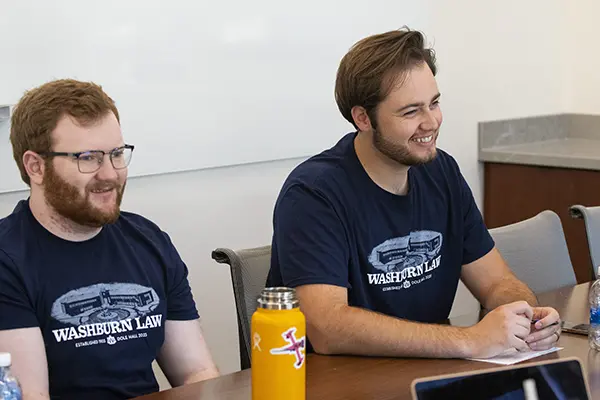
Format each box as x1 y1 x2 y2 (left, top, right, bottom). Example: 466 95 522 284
251 287 306 400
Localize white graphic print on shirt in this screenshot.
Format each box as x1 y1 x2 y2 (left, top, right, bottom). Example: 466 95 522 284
367 231 443 291
50 283 162 348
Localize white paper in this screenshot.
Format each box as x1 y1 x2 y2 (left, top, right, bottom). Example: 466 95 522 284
467 347 563 365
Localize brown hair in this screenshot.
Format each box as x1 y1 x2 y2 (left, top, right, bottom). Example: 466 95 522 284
335 28 437 130
10 79 120 185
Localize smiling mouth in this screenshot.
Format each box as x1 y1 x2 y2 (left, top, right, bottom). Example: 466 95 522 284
90 188 114 194
412 134 434 143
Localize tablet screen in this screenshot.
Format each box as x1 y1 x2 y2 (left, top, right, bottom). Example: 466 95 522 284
413 359 589 399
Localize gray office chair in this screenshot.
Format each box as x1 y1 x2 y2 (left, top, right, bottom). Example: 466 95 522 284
212 245 271 370
570 204 600 278
490 210 576 294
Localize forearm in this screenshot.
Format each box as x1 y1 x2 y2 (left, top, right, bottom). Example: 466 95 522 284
182 364 220 386
0 328 50 400
161 346 220 387
23 391 51 400
310 305 475 358
159 320 220 387
483 276 538 310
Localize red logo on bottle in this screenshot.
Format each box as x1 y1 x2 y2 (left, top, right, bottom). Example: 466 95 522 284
270 327 306 369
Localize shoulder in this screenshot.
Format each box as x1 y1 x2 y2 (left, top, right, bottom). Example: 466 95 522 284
117 211 163 234
112 211 175 249
413 148 463 182
425 148 460 172
280 133 357 200
0 202 35 288
0 201 32 260
110 212 186 269
0 200 29 238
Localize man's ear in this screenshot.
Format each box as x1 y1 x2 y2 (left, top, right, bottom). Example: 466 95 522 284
351 106 374 132
23 151 46 186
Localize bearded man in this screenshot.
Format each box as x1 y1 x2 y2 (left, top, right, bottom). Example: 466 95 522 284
0 79 219 400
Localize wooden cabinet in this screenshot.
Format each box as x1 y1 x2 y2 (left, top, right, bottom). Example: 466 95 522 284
483 162 600 283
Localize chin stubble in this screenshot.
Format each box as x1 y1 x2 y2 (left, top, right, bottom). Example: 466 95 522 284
372 128 438 166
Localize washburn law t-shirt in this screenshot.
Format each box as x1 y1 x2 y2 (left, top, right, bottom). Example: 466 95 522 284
268 132 494 324
0 200 199 399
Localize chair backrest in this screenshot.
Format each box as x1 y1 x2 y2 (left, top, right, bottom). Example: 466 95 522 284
212 245 271 370
570 204 600 278
489 210 576 294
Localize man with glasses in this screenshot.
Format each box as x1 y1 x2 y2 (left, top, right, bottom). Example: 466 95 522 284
0 79 219 399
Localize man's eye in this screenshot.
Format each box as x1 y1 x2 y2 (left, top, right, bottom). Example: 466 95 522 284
79 154 96 162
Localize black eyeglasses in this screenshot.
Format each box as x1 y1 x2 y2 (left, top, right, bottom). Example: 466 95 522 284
39 144 135 174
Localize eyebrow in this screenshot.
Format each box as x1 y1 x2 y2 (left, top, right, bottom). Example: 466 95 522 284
395 93 441 113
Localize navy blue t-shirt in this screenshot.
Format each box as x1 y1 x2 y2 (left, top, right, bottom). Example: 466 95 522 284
0 200 199 399
268 132 494 323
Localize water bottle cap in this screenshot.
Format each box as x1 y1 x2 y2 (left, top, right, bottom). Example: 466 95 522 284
0 353 11 367
257 287 299 310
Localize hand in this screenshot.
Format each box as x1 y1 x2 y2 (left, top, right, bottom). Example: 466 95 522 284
525 307 561 351
467 301 533 358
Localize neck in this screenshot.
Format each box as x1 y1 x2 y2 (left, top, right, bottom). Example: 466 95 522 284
29 189 102 242
354 131 410 195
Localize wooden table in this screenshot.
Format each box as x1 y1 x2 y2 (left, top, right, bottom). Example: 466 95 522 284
136 283 596 400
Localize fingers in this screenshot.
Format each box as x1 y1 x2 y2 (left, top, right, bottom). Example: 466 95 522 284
513 323 531 340
528 331 559 350
532 307 560 330
526 323 561 350
506 301 534 320
523 307 561 351
478 302 553 356
515 315 533 330
525 324 559 343
490 303 533 346
511 336 531 352
501 303 560 353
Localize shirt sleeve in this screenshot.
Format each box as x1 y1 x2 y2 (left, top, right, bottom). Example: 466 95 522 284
274 184 350 288
162 233 200 321
0 249 39 330
459 171 495 265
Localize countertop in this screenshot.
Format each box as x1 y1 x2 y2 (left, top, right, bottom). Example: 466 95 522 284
478 114 600 170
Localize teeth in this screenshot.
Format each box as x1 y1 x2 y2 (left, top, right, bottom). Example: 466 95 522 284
414 135 433 143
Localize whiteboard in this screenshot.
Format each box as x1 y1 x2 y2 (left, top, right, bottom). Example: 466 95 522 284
0 0 429 193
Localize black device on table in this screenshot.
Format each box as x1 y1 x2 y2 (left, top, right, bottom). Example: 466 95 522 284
411 357 590 399
561 321 590 335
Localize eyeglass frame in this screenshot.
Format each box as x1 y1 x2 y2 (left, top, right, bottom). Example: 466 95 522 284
38 144 135 174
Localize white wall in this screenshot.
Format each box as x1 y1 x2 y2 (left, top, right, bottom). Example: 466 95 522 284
0 0 595 379
0 0 428 193
564 0 600 114
428 0 568 206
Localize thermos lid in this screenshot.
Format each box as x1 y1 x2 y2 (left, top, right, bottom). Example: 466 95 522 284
257 287 299 310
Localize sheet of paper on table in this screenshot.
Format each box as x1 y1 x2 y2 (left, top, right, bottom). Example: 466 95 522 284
467 347 563 365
